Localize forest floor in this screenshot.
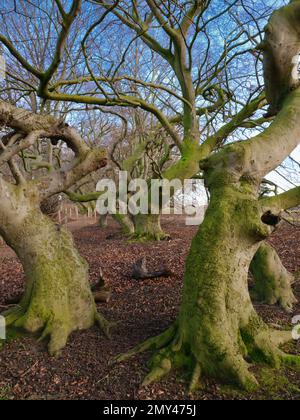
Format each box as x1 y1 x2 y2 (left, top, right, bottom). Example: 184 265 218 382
0 215 300 400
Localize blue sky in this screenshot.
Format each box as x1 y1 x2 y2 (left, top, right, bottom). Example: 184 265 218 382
267 146 300 191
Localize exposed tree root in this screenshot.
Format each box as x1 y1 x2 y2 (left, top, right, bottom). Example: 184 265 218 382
2 305 112 356
131 214 171 242
115 319 299 392
0 211 112 356
2 305 25 326
95 312 113 339
115 324 177 363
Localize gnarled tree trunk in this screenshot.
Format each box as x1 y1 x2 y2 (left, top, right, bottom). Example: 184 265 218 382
116 0 300 390
0 185 108 355
118 183 290 390
117 142 299 390
250 242 297 312
112 212 169 241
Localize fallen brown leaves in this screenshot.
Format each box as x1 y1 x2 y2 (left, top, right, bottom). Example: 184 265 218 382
0 216 299 400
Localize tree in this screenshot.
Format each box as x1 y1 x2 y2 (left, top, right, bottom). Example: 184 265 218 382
68 106 176 239
0 0 271 238
0 100 108 356
0 0 299 386
116 0 300 390
91 0 296 307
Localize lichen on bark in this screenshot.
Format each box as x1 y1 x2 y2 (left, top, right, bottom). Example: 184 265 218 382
262 0 300 116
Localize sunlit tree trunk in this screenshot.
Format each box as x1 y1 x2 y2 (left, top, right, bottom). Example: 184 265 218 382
118 142 299 389
0 100 108 355
0 183 108 355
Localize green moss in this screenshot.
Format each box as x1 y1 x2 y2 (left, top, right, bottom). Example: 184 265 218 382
132 214 169 242
0 386 12 400
2 209 104 355
240 329 268 364
113 214 135 235
258 367 300 398
250 243 296 312
220 366 300 399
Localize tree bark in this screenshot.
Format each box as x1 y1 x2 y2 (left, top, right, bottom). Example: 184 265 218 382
112 213 135 235
250 243 297 312
132 214 169 241
0 192 108 355
112 212 168 241
117 168 295 390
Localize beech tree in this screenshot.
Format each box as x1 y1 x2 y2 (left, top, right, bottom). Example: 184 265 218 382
1 0 267 239
1 0 300 389
116 0 300 390
91 0 296 309
68 106 177 239
0 101 108 355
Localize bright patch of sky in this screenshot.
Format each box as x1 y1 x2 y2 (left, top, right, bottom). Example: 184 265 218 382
266 145 300 192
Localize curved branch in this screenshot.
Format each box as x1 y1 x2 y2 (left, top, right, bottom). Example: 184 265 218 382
261 186 300 212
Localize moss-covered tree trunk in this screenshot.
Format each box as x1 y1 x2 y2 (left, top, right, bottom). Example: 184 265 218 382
112 212 169 241
250 242 296 312
172 188 286 390
132 214 169 241
118 182 293 390
1 206 108 355
112 213 135 235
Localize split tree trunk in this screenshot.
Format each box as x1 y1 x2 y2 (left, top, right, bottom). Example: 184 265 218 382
1 205 108 355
